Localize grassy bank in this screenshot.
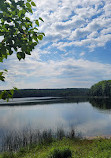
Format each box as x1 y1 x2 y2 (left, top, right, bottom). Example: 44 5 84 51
1 137 111 158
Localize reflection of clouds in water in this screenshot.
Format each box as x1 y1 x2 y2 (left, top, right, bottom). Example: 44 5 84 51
77 116 111 137
0 102 111 136
0 104 67 131
0 108 28 130
61 102 106 126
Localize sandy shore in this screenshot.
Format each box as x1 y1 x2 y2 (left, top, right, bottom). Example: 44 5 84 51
85 135 111 140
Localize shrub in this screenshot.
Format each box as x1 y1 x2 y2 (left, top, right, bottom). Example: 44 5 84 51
48 148 72 158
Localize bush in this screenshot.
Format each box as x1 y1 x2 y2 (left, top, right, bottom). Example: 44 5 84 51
48 148 72 158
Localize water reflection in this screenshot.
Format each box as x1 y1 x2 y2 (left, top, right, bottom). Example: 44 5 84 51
0 97 111 140
0 97 88 106
89 98 111 112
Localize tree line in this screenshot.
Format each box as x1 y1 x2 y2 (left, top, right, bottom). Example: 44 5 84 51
12 80 111 98
4 88 89 98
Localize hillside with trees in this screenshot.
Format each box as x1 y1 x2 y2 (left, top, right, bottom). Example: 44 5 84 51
90 80 111 97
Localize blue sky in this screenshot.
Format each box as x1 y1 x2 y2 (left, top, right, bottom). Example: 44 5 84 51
0 0 111 90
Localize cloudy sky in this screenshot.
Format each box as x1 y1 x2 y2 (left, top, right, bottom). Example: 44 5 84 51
1 0 111 90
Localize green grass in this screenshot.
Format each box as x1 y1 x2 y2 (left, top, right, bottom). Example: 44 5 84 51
1 138 111 158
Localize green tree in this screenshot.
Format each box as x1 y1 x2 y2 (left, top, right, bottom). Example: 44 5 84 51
90 80 111 97
0 0 45 100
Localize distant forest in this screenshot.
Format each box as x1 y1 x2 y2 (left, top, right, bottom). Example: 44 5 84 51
11 88 89 98
1 80 111 99
11 80 111 98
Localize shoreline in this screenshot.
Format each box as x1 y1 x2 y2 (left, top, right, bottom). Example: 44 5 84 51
85 135 111 140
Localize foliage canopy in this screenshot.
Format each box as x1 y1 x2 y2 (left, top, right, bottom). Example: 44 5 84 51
90 80 111 97
0 0 45 100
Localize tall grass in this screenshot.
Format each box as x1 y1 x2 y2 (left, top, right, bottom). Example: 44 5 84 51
1 127 80 152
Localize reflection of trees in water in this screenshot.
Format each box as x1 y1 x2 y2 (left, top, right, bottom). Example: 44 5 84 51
89 98 111 110
0 97 89 106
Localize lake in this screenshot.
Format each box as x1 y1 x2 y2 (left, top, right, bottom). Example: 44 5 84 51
0 97 111 142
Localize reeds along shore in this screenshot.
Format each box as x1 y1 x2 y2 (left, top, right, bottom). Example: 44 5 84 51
1 128 79 152
1 129 111 158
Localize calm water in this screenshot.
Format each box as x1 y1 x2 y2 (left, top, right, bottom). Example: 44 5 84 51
0 97 111 139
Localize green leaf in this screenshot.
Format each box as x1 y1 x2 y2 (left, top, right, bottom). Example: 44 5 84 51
35 20 39 26
33 34 38 42
17 52 21 60
0 71 5 82
7 98 9 102
0 90 7 100
10 89 14 95
39 17 44 22
9 50 13 55
37 35 43 40
25 51 31 55
27 7 33 13
17 52 25 60
34 28 38 30
0 75 5 81
13 87 18 91
41 33 45 36
31 1 36 6
12 11 16 15
27 0 31 2
4 69 8 72
0 72 3 76
26 17 30 21
18 10 23 17
0 58 3 62
26 2 31 8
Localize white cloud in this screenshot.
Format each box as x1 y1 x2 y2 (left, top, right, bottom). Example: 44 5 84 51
1 54 111 89
0 0 111 90
30 0 111 51
80 52 85 56
101 28 111 35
